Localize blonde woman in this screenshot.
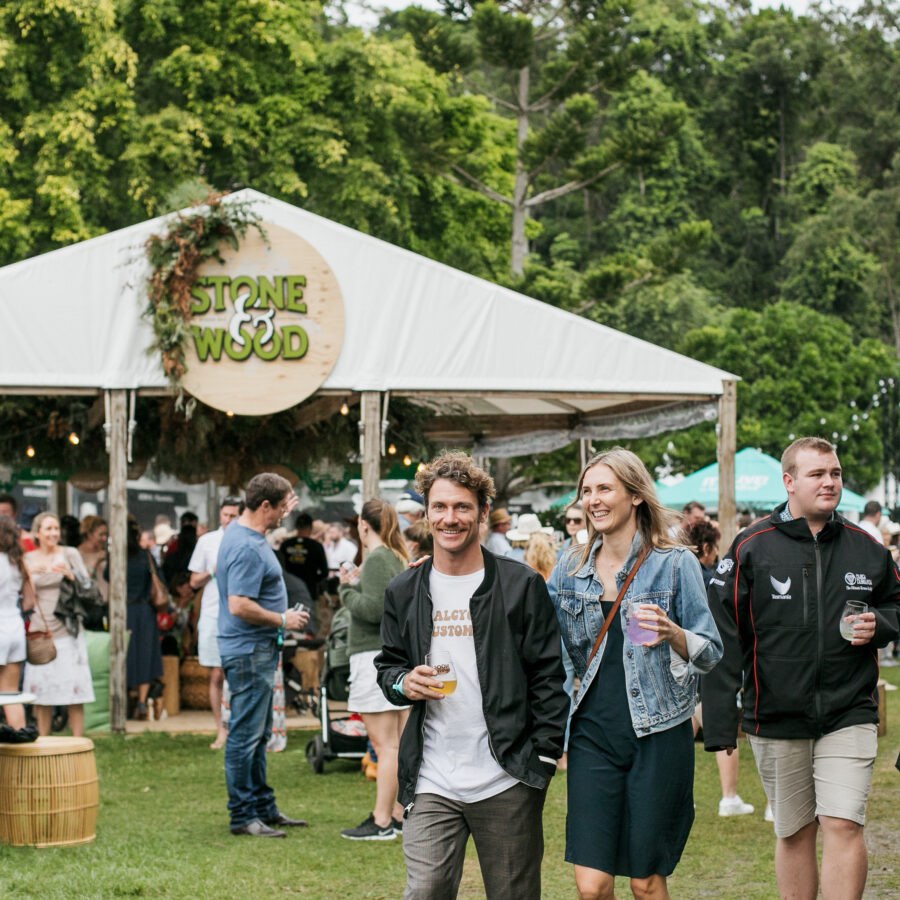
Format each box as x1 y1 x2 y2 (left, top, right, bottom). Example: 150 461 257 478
548 448 722 900
339 499 409 841
524 532 557 582
23 512 95 736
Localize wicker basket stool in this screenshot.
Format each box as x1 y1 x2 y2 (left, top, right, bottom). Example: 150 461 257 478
0 736 99 847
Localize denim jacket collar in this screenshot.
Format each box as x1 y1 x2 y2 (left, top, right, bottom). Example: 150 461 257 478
574 531 644 583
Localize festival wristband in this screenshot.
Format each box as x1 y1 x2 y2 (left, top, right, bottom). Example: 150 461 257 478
392 674 407 697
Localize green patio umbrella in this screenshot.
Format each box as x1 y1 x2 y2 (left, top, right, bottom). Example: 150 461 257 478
655 447 866 513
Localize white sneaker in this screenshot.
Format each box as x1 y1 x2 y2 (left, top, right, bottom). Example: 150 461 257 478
764 803 774 822
718 795 754 817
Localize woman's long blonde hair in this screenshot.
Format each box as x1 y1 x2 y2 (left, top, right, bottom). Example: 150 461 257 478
572 447 683 571
524 533 557 581
360 499 409 564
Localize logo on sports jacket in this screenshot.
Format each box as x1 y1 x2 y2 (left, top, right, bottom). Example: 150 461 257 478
717 558 735 575
770 574 792 599
844 572 873 591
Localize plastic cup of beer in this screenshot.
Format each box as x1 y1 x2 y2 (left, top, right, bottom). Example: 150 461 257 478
425 650 457 696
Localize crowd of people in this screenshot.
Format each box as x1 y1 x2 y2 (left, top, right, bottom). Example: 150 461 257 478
1 436 898 899
220 442 896 900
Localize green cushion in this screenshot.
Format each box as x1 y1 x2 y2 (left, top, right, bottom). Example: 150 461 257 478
83 630 111 732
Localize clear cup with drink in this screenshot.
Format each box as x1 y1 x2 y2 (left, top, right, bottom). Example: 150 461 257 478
839 600 868 641
624 599 657 646
426 650 457 696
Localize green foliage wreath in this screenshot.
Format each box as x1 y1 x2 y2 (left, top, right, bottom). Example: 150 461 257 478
143 192 264 388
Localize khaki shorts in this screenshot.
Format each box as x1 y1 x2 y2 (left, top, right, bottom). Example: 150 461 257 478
748 724 877 838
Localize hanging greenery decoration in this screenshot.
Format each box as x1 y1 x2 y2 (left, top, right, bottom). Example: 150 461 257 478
143 192 265 396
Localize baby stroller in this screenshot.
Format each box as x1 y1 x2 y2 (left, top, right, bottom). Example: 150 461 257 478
305 607 368 773
282 633 323 719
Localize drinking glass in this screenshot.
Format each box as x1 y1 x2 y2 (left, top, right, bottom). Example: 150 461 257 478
425 650 457 695
839 600 867 641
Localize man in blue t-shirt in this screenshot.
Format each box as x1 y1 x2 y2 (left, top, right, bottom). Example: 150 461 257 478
217 473 309 838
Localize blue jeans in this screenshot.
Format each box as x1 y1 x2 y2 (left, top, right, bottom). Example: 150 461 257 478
222 643 279 828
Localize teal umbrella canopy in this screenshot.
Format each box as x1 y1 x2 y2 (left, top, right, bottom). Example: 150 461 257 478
655 447 866 514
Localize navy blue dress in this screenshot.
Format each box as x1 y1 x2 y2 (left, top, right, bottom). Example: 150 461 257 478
566 600 695 878
125 553 163 689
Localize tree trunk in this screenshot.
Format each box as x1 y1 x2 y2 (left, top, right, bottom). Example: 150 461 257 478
491 457 513 506
510 65 531 277
775 92 786 243
885 272 900 357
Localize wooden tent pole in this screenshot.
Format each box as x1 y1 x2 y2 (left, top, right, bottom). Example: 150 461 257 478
361 392 381 502
717 379 738 554
107 389 128 733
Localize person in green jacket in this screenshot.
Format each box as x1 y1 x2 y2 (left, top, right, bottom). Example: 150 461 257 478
339 498 410 841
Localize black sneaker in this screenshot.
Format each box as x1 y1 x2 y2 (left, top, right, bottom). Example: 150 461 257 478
340 814 396 841
391 817 403 835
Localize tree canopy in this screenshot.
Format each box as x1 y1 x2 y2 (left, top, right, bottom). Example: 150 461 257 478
0 0 897 498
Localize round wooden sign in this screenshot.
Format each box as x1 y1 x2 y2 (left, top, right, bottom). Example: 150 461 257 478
181 222 344 415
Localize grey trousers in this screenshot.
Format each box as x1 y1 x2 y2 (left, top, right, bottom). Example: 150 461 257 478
402 782 548 900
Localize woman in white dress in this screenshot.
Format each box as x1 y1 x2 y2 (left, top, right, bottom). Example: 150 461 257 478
22 512 95 736
0 515 34 728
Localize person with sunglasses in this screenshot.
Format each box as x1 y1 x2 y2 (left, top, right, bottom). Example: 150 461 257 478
559 503 586 556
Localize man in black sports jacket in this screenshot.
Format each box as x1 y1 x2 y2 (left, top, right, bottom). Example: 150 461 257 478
702 437 899 899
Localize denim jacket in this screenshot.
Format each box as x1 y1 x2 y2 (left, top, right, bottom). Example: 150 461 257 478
547 533 722 736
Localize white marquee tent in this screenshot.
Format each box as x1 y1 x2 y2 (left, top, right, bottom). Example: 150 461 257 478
0 189 739 729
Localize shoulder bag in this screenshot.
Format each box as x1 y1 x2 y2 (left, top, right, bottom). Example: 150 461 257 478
26 600 57 665
148 552 169 609
585 545 651 670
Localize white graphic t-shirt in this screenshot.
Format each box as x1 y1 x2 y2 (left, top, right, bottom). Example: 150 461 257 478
416 567 518 803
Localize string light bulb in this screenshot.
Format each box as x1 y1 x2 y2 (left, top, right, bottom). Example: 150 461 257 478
68 432 80 445
25 445 35 458
226 410 234 417
387 443 397 456
417 462 425 472
340 402 349 416
402 455 412 467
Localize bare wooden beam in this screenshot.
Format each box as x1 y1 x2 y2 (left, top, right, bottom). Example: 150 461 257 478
717 379 738 553
361 392 381 502
107 389 128 733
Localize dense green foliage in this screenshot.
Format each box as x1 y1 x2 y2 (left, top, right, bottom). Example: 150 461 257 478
0 0 898 491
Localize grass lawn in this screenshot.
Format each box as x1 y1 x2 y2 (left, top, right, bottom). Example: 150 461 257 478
1 664 898 898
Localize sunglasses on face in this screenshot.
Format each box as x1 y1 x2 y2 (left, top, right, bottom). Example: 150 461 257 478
565 517 584 524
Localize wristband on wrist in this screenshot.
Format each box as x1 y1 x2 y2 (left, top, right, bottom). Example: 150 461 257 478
392 674 407 697
280 612 286 629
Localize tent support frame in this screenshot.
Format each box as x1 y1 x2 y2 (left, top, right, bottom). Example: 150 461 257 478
361 391 382 502
106 389 129 733
717 379 738 552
